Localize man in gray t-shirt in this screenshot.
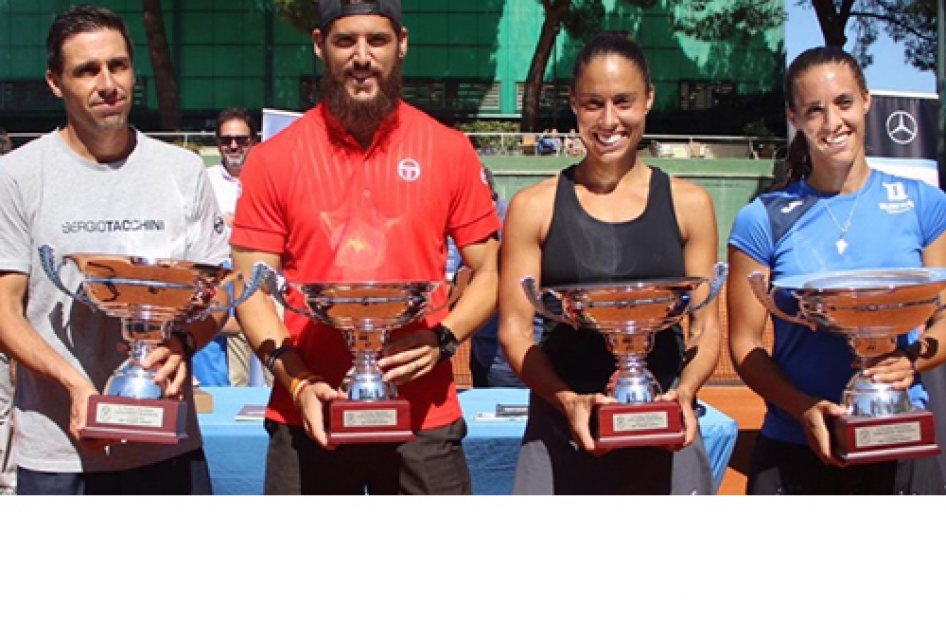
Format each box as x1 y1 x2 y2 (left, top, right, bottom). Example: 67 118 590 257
0 6 230 494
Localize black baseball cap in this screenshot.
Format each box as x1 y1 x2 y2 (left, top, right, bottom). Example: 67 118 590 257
319 0 402 31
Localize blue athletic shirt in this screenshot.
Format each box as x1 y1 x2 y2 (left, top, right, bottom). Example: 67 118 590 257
728 169 946 445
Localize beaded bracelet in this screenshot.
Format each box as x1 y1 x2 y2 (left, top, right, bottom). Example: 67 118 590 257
265 345 295 372
289 370 314 397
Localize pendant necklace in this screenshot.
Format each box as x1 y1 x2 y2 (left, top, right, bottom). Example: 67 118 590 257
823 185 865 255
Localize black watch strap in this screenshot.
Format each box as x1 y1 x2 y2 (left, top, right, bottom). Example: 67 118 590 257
172 329 198 361
434 323 459 364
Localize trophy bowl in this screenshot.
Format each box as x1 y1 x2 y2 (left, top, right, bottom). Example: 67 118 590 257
39 245 267 443
749 267 946 463
267 269 464 444
522 262 727 448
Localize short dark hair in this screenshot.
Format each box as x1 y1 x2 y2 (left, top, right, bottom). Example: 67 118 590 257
46 5 134 75
215 108 258 140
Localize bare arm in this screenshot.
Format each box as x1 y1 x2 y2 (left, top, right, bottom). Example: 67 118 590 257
379 234 500 385
498 181 612 451
231 247 339 447
665 178 722 446
727 247 842 463
0 271 96 440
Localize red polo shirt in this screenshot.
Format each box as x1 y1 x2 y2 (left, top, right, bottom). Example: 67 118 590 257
231 102 500 430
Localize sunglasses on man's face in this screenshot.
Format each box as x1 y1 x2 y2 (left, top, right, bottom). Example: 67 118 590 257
219 135 252 147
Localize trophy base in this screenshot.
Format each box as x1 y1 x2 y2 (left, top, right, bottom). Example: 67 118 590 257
593 401 684 449
832 409 941 465
328 399 415 445
82 395 187 445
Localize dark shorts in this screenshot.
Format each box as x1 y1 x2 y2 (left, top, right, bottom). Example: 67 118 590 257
16 448 212 495
747 434 945 495
513 395 714 495
263 417 472 495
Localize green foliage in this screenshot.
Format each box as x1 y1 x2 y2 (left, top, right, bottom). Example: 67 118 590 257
269 0 320 34
668 0 786 43
669 0 936 72
742 118 774 138
455 120 520 153
878 0 937 71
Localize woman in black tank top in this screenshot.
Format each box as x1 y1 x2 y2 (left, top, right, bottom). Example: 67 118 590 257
497 32 722 494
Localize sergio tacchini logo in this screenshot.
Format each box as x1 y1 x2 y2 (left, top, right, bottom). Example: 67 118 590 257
885 110 918 145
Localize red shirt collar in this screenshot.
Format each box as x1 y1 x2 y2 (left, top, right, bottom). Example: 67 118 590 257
320 101 403 153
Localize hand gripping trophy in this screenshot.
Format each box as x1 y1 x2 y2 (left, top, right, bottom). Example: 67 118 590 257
522 262 727 449
266 267 468 444
750 267 946 464
40 245 267 444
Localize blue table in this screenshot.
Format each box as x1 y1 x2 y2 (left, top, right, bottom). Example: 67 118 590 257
199 387 737 495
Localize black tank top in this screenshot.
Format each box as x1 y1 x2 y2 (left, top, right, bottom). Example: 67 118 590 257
540 165 685 393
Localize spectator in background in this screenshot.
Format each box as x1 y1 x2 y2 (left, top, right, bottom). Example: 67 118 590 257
0 129 11 155
200 107 272 387
536 128 561 156
563 128 585 158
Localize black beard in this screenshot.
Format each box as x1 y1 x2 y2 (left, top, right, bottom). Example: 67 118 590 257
321 62 402 140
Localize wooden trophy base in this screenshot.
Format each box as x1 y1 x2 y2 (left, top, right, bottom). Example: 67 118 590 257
832 409 941 465
593 401 684 449
328 399 415 445
82 395 187 445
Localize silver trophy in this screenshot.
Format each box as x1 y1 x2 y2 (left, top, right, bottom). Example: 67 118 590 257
522 262 727 448
39 245 267 443
749 267 946 463
268 268 466 444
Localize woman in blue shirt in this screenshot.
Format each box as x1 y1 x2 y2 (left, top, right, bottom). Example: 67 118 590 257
727 46 946 494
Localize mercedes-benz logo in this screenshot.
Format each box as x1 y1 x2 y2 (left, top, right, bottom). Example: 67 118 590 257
885 110 918 145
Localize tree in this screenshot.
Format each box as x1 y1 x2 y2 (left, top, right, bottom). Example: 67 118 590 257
142 0 181 130
670 1 937 71
520 0 657 132
267 0 320 34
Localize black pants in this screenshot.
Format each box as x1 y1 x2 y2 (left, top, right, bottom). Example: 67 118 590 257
264 418 472 495
17 448 212 495
747 434 945 495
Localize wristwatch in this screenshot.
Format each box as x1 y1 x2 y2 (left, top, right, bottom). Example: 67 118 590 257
171 329 198 361
434 323 459 364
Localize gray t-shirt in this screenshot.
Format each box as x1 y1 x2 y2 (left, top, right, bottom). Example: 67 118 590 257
0 130 230 473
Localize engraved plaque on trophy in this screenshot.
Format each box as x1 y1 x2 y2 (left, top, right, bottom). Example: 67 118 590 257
269 273 462 445
750 267 946 464
40 245 266 444
522 262 727 449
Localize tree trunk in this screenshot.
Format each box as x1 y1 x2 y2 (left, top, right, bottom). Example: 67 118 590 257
520 0 570 133
142 0 182 131
810 0 855 46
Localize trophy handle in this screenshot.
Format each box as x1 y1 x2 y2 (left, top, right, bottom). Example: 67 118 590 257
747 270 817 331
446 265 472 310
226 261 268 311
521 276 576 328
38 245 94 306
687 262 728 313
262 265 312 318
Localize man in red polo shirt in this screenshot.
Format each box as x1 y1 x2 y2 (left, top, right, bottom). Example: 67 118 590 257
230 0 501 494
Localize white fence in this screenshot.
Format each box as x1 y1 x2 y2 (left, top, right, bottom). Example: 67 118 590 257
5 129 785 160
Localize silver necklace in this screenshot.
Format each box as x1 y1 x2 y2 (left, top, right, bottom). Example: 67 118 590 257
823 187 865 255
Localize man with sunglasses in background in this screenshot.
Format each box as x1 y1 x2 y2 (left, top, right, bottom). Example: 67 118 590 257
201 108 275 388
207 108 257 235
